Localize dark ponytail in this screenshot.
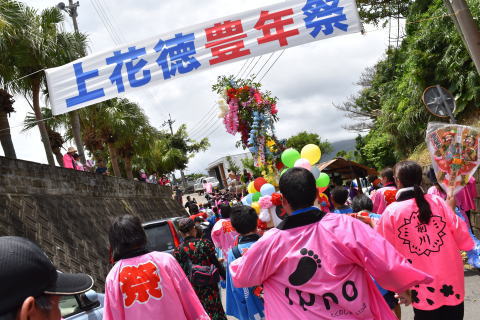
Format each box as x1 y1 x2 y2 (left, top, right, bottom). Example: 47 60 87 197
394 161 432 224
413 184 432 224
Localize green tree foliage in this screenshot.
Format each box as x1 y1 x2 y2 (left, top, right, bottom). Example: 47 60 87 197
338 0 480 169
186 173 205 181
226 156 240 174
357 0 413 25
286 131 333 155
241 157 263 178
141 124 209 175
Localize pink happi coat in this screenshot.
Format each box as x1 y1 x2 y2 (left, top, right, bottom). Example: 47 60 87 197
428 177 477 213
230 211 433 319
211 218 239 258
104 251 210 320
376 194 474 310
371 185 397 214
456 177 477 213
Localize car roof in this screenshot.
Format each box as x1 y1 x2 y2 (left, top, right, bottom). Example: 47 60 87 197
142 217 182 228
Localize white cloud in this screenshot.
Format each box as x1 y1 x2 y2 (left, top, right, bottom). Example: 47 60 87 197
2 0 389 174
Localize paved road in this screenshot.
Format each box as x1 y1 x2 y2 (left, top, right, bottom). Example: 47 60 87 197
222 268 480 319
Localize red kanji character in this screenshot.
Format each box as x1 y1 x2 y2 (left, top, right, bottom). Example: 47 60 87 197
205 20 251 65
254 9 300 47
119 261 163 307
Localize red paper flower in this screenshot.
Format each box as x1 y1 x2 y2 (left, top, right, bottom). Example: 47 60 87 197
271 103 278 115
271 193 282 206
254 91 263 104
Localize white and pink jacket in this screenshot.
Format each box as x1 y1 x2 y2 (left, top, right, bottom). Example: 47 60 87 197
211 218 239 258
230 209 433 319
103 251 209 320
376 192 474 310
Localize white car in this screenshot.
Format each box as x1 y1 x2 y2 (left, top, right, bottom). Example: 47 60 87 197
194 177 220 194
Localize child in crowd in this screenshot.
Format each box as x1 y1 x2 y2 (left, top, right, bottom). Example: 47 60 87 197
331 186 353 214
211 204 238 259
226 206 265 320
371 167 397 214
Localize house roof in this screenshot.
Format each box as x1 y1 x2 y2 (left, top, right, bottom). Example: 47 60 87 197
317 158 377 179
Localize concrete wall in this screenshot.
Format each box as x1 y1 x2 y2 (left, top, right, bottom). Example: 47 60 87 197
0 157 186 290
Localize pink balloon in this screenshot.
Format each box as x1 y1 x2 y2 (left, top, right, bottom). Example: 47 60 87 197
294 158 312 171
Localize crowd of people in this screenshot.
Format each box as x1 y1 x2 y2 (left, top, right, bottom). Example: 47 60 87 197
1 160 477 320
62 146 173 185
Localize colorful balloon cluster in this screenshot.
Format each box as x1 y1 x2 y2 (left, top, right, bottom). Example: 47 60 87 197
241 177 282 228
280 144 330 193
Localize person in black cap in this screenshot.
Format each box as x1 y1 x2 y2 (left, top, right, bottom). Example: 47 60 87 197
0 236 93 320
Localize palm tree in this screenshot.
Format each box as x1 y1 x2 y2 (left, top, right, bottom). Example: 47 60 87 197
23 107 68 166
80 98 154 177
3 4 87 166
0 0 24 159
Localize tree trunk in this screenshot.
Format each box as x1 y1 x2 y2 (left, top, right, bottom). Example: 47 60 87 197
32 78 55 166
69 111 86 163
0 111 17 159
107 142 121 177
124 157 134 179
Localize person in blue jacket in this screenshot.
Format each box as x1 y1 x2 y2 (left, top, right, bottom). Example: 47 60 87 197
226 205 265 320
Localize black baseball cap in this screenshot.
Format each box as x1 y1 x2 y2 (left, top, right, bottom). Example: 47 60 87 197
0 236 94 315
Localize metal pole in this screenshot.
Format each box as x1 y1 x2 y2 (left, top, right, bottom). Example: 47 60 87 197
66 0 86 163
448 0 480 75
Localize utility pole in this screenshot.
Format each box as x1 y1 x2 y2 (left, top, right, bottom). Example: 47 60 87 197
162 114 188 188
57 1 86 164
162 113 175 135
445 0 480 75
162 114 179 185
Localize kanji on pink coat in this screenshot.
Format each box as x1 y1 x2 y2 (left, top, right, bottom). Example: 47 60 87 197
211 218 239 258
104 251 210 320
376 194 474 310
371 185 397 214
230 211 433 319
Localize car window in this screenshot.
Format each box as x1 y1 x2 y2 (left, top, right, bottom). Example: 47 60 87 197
207 177 217 183
60 295 79 318
145 223 175 252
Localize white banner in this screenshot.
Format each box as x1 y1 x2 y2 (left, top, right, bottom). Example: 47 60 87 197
46 0 362 115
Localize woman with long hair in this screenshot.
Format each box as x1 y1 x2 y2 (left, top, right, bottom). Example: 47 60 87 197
376 161 473 320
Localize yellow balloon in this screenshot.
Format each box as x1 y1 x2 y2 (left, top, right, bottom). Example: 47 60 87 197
248 181 257 194
251 202 260 214
301 144 322 165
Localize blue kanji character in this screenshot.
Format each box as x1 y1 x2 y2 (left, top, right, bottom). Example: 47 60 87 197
105 46 151 93
154 33 201 80
302 0 348 38
66 62 105 107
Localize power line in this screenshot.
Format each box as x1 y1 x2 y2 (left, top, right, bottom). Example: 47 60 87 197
259 50 285 82
253 52 275 80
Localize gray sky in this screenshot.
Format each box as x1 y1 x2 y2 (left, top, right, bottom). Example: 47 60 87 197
3 0 389 174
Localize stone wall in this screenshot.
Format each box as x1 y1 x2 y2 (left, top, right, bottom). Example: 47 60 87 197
0 156 186 290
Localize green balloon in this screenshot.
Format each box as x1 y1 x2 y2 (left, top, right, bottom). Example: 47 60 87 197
281 148 300 168
252 192 262 202
316 173 330 188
